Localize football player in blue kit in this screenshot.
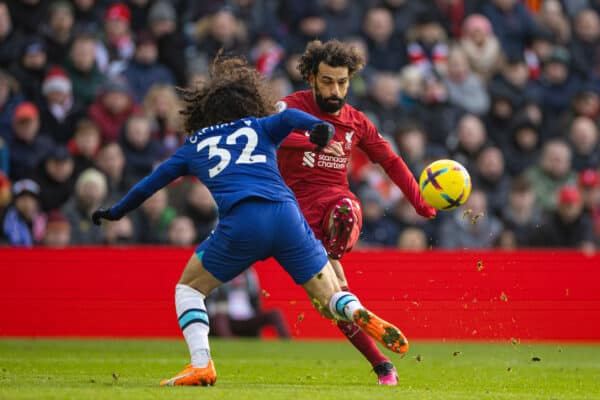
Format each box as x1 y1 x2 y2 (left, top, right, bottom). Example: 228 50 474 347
92 56 407 386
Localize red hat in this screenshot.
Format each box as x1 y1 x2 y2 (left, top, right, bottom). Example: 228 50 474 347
105 3 130 22
578 169 600 188
558 186 582 205
42 66 72 95
13 102 39 121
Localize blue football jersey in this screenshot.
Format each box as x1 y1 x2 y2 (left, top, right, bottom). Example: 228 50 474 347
110 108 323 217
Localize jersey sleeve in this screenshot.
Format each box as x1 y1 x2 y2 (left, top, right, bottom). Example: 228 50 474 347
110 147 189 218
359 119 436 218
258 108 322 145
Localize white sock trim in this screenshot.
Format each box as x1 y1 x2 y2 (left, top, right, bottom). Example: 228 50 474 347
329 291 363 321
175 284 211 367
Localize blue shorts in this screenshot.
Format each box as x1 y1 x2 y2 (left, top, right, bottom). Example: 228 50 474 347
195 198 328 284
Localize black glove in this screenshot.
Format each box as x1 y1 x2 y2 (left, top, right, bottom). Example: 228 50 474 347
310 122 335 152
91 207 117 225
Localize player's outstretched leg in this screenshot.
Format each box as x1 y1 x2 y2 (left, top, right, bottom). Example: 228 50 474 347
160 284 217 386
329 291 409 354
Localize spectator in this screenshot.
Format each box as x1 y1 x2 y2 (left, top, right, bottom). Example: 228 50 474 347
535 0 571 46
41 1 75 65
7 102 53 181
167 215 197 246
143 84 182 156
357 187 399 247
396 226 428 251
9 37 48 105
379 0 425 35
443 46 490 115
121 115 162 181
249 35 284 79
448 114 489 173
535 46 581 129
473 146 511 217
127 0 152 33
438 188 503 249
31 145 75 212
102 216 136 244
482 0 539 59
577 169 600 243
191 8 248 60
500 175 543 247
99 2 135 75
71 0 102 33
414 75 463 147
390 196 437 246
0 170 9 210
64 33 106 107
0 1 23 69
361 7 405 72
7 0 47 36
359 72 404 136
398 64 424 112
567 116 600 171
61 167 107 244
170 180 218 242
504 116 541 176
525 139 576 211
392 120 430 178
283 4 327 54
206 268 291 339
460 14 504 82
488 55 541 113
0 68 23 140
558 83 600 135
122 31 175 103
69 118 101 176
405 10 449 77
147 0 187 86
132 187 176 244
42 209 71 247
95 141 132 201
529 185 594 250
322 0 363 40
88 77 141 143
1 179 45 246
38 66 86 144
569 8 600 79
485 85 518 149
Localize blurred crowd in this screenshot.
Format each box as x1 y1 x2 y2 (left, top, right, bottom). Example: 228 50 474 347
1 0 600 250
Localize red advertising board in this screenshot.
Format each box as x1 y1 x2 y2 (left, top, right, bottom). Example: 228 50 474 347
1 248 599 341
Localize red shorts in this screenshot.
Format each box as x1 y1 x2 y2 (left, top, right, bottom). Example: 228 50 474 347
296 190 363 252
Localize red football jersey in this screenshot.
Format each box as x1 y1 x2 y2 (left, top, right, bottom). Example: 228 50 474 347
277 90 396 195
276 90 435 220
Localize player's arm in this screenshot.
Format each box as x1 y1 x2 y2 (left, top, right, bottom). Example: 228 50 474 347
359 121 436 219
92 149 188 225
259 108 333 149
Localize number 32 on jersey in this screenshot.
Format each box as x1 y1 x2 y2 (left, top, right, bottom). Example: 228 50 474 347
194 127 266 178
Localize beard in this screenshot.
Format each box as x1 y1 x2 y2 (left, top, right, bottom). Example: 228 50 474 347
314 87 346 113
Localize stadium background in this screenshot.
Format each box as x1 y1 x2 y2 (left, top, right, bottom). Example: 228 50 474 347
0 0 599 343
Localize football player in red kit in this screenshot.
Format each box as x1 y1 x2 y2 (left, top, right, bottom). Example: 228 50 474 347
277 40 437 385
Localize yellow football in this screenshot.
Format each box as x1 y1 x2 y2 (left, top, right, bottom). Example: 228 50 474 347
419 159 472 210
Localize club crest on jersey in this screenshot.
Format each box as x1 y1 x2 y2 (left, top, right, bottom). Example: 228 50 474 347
345 131 354 150
302 151 315 168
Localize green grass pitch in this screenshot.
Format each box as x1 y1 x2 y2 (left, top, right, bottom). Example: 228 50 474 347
1 338 599 400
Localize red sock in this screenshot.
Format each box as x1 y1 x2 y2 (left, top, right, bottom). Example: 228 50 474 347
337 320 388 368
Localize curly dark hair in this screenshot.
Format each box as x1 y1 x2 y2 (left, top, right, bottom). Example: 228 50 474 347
298 40 365 82
178 55 276 134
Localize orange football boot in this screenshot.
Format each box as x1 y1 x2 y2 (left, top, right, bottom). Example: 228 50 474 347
353 309 409 354
159 360 217 386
